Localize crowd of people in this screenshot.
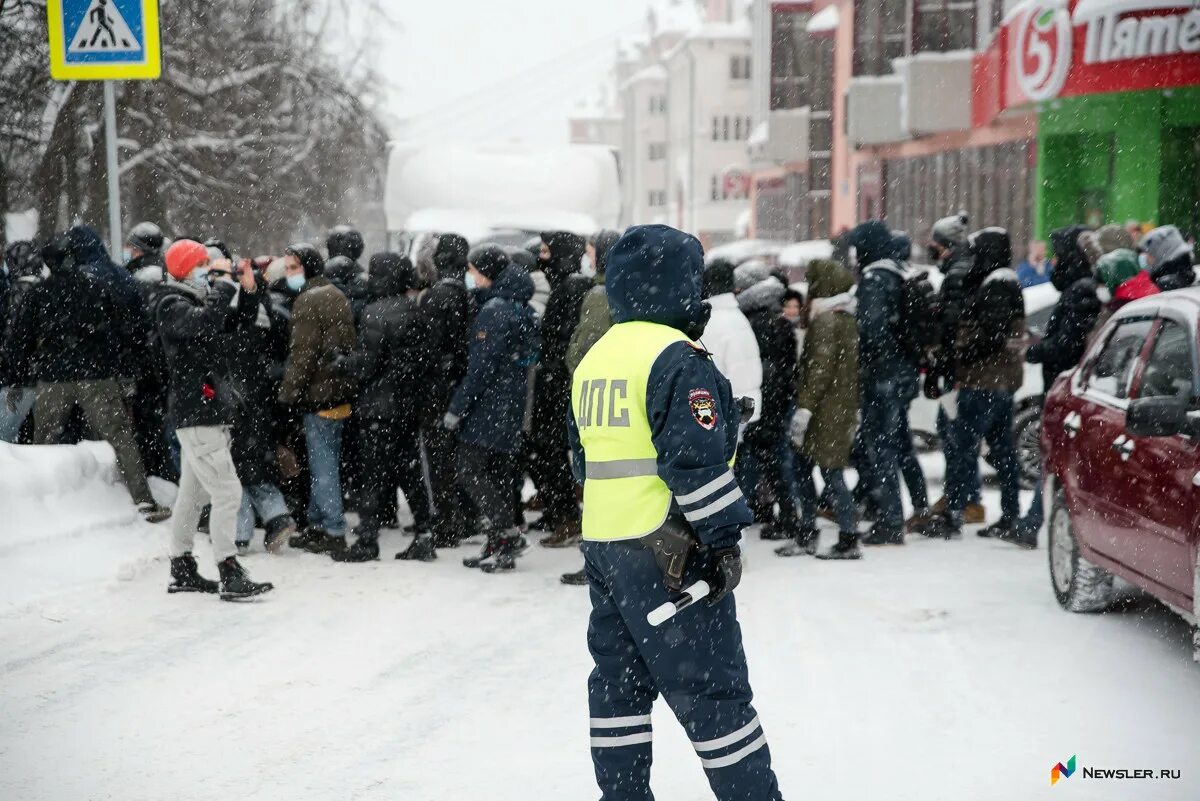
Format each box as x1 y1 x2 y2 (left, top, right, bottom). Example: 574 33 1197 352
0 213 1195 596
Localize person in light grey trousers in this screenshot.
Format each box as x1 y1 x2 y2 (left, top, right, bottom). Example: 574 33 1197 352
156 241 274 600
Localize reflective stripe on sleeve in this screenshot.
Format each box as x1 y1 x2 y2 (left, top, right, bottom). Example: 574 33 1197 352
682 487 744 523
675 471 736 505
585 458 659 479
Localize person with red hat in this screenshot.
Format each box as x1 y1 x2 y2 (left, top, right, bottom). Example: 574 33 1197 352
155 239 274 600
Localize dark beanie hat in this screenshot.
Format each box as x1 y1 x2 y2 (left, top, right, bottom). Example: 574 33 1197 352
434 234 469 271
703 258 737 298
469 244 510 281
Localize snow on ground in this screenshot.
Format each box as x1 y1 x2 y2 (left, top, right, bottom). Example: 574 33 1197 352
2 444 1199 801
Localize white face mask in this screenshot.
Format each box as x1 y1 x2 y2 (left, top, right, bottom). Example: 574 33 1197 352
465 272 477 291
581 254 594 275
1138 253 1150 270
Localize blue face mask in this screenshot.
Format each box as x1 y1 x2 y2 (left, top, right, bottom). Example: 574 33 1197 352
287 273 307 291
188 268 210 287
122 248 133 264
464 272 477 291
1138 253 1150 271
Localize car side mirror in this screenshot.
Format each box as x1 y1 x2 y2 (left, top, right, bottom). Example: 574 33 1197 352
1126 393 1189 438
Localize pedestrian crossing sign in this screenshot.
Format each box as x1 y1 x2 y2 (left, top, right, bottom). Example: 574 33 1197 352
48 0 161 80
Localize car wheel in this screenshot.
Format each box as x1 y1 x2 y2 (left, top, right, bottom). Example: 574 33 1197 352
1014 401 1043 491
1049 489 1114 613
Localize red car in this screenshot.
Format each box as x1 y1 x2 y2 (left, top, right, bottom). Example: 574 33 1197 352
1041 290 1200 661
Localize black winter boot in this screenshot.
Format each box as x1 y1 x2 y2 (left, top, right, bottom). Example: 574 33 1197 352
217 557 274 601
560 569 588 586
775 523 820 557
861 525 905 546
168 554 218 594
480 533 529 574
396 534 438 562
333 536 381 562
816 531 863 560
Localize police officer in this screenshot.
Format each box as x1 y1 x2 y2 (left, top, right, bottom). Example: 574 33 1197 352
568 225 784 801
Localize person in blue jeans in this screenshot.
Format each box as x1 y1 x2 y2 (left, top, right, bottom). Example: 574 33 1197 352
235 483 295 554
926 227 1028 542
276 243 358 556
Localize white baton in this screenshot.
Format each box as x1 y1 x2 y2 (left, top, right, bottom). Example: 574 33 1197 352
646 580 711 627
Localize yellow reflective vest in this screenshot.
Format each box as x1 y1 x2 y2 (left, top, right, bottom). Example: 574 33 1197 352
571 321 690 541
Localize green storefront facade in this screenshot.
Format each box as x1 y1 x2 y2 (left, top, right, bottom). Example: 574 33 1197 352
1035 87 1200 239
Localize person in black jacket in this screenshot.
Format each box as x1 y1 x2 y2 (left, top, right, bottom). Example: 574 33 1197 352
228 264 297 555
334 253 435 563
529 230 592 547
0 241 43 442
157 239 273 600
3 235 166 522
1026 225 1102 393
420 233 474 546
324 255 370 326
67 225 148 386
923 228 1026 541
733 261 799 539
926 212 972 399
447 247 541 573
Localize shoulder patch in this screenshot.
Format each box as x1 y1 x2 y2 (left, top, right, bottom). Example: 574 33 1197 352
688 388 717 430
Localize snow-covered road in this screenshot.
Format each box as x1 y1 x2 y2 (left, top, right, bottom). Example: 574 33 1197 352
2 446 1199 800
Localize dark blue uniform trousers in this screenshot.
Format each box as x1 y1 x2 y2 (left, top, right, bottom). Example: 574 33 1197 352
582 540 783 801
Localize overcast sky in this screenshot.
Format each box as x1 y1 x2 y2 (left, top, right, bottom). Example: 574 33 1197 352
371 0 654 145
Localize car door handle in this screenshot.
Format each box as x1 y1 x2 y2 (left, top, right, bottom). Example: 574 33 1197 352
1111 436 1135 460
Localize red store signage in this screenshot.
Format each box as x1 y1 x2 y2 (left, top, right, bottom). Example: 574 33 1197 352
972 0 1200 126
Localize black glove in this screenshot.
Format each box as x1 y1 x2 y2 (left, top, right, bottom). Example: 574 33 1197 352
705 546 742 606
922 369 943 400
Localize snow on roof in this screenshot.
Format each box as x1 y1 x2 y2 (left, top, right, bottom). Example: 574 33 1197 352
779 239 834 268
806 5 839 33
404 209 600 242
621 64 668 89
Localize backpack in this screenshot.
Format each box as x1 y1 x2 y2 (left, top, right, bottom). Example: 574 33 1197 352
896 270 938 367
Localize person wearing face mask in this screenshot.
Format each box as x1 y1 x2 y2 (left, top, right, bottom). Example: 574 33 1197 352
419 233 475 547
124 221 166 283
568 225 783 801
1141 225 1196 294
2 234 167 523
153 239 273 599
278 242 358 558
448 245 541 573
528 231 593 548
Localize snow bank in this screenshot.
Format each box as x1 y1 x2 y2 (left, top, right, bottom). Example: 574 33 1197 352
0 442 170 610
806 5 839 33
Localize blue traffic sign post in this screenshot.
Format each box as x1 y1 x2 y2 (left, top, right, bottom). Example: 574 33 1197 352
48 0 161 256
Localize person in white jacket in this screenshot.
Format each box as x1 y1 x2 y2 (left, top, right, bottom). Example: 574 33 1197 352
701 259 762 428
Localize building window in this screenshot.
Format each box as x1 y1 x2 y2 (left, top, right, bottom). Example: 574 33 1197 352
648 142 666 161
853 0 908 76
711 175 720 201
730 55 752 80
648 190 667 208
770 9 811 109
723 115 731 141
713 116 720 141
734 116 743 140
649 95 667 114
913 0 976 54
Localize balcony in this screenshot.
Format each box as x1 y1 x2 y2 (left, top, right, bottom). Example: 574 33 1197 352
749 107 812 165
894 50 974 135
846 76 907 146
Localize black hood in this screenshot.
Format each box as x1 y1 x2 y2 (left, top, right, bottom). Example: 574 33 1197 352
848 221 894 267
65 225 113 268
285 242 325 279
41 234 74 275
540 230 586 284
488 264 535 305
592 229 622 276
964 227 1013 296
889 231 912 262
607 225 707 336
1050 225 1093 291
433 234 469 279
368 252 414 298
